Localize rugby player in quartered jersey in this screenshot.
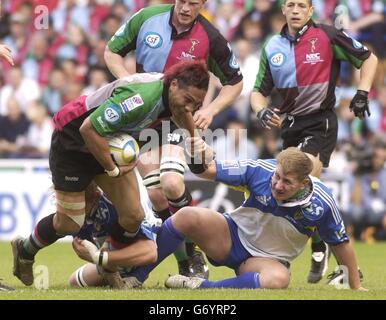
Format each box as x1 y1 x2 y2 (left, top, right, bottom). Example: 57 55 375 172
11 61 210 287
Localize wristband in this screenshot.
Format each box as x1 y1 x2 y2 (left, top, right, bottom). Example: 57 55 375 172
98 250 108 268
105 166 120 177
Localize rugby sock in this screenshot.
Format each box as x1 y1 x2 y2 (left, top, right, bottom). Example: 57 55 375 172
311 232 323 246
130 217 185 282
154 208 171 223
311 237 327 252
199 272 261 289
168 188 192 214
154 208 188 261
22 213 64 260
108 221 139 248
174 242 189 262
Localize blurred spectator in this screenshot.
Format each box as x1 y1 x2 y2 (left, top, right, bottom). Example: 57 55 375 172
0 66 41 115
233 37 259 122
22 31 54 85
18 101 53 158
367 84 386 134
51 0 90 34
0 96 30 157
213 2 242 41
346 136 386 241
41 68 66 115
82 66 109 96
212 118 258 161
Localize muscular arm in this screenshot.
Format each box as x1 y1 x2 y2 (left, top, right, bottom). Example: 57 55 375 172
330 241 366 290
79 117 117 172
250 91 269 115
357 53 378 92
194 80 243 129
104 46 131 79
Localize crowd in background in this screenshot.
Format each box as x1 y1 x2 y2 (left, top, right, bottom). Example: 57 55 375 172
0 0 385 240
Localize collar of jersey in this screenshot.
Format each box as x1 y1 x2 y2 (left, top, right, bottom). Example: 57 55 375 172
280 19 315 43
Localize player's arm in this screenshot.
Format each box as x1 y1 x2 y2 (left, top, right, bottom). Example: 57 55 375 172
357 52 378 93
0 43 14 66
250 43 280 129
104 47 131 79
330 242 367 291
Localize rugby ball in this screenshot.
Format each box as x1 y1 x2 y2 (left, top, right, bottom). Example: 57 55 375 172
106 132 139 166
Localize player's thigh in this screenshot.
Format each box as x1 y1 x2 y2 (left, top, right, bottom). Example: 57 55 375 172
137 148 161 177
94 172 144 221
238 257 290 289
172 207 232 262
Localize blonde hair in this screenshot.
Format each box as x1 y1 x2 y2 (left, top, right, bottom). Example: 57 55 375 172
276 147 313 181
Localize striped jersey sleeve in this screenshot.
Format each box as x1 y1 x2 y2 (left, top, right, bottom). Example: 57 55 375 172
320 24 371 69
253 39 275 96
215 159 276 189
312 182 349 245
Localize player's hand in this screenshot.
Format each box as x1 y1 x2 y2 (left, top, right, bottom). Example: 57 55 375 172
256 107 281 129
118 160 138 176
349 90 371 119
0 44 14 66
72 237 97 263
185 136 215 164
193 108 214 130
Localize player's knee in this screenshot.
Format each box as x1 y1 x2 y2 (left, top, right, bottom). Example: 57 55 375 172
118 208 144 230
147 188 169 209
173 207 200 233
53 213 82 235
260 270 290 289
160 174 185 199
68 272 79 287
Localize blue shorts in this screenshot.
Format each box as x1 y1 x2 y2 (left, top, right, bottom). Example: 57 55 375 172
207 213 251 274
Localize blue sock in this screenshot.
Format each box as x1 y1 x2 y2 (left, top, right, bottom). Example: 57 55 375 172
199 272 261 289
130 217 185 282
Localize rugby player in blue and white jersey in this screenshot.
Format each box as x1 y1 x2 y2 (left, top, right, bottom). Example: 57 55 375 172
124 147 366 290
69 171 161 289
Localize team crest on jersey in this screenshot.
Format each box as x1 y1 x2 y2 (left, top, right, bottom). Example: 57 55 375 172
104 105 120 124
221 160 239 169
229 53 240 69
269 52 286 67
255 195 271 206
301 197 324 218
309 38 318 53
144 32 163 48
120 94 144 112
189 39 200 54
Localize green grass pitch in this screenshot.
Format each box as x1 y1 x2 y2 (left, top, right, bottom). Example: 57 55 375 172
0 241 385 300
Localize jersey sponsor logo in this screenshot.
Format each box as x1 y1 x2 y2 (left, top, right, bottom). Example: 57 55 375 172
221 160 239 169
144 32 163 48
65 176 79 182
104 105 121 124
229 53 240 69
91 201 110 232
120 94 144 112
269 52 286 67
178 51 196 61
304 53 324 65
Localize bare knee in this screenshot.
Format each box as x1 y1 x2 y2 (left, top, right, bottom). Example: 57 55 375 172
118 208 144 231
147 188 169 210
53 213 81 235
172 207 201 234
160 173 185 200
259 270 290 289
68 272 79 287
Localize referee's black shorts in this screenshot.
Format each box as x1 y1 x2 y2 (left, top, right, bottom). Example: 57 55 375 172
281 109 338 167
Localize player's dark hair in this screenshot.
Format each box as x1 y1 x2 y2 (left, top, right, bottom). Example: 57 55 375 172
163 60 209 91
